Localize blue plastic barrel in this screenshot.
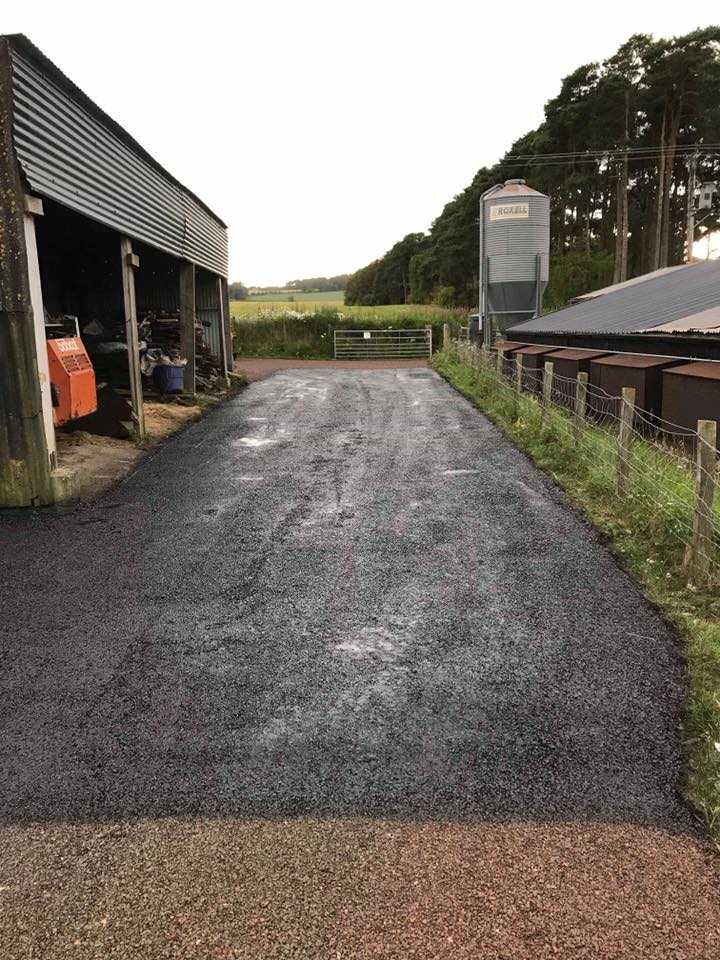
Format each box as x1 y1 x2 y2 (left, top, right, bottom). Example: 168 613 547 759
153 363 185 394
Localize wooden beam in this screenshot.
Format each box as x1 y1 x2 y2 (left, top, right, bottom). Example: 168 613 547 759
120 237 145 439
179 261 196 396
0 38 52 506
23 209 57 469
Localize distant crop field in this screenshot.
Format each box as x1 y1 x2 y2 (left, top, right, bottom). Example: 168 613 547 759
247 290 345 303
229 300 465 320
232 299 344 317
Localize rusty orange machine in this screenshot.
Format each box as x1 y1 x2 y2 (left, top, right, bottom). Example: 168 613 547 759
47 337 97 426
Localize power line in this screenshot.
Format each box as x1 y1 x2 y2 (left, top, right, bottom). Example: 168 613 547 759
499 144 720 163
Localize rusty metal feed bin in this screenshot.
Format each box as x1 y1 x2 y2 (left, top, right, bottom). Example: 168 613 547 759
513 345 560 393
492 341 524 377
548 349 608 405
589 354 678 419
661 362 720 434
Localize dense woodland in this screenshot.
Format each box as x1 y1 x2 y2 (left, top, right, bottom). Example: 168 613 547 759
345 29 720 310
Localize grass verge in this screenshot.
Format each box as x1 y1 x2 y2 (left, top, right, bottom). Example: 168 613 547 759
433 347 720 839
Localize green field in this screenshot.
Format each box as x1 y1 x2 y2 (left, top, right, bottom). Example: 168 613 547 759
246 290 345 303
229 304 464 358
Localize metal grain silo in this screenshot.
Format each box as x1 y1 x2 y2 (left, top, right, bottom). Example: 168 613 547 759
480 179 550 338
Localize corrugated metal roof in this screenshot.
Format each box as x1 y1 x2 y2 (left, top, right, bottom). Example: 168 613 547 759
650 305 720 334
494 341 524 351
5 34 228 277
571 265 688 303
508 261 720 336
663 361 720 380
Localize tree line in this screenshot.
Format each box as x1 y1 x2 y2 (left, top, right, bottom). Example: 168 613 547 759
345 28 720 310
284 275 350 292
229 276 350 299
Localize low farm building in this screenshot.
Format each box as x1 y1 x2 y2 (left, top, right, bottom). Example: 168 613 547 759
507 261 720 434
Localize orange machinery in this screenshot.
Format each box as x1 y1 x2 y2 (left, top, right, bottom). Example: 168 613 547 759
47 337 97 426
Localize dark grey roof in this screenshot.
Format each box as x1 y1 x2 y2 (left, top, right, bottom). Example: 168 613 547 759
6 34 226 229
508 262 720 336
3 34 228 276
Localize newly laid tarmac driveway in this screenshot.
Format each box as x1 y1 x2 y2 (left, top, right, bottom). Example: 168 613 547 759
2 367 719 958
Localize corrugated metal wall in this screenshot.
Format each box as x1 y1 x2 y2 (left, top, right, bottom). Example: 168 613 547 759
10 45 228 278
196 269 221 361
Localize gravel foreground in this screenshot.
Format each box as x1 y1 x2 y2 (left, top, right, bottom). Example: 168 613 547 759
2 818 719 959
1 367 719 957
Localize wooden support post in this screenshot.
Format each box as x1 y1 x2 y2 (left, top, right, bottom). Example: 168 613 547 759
179 261 196 396
443 322 450 348
426 324 433 357
120 237 145 439
216 276 231 387
543 361 554 410
23 197 57 470
496 349 503 377
574 372 588 443
515 355 523 394
220 276 233 370
617 386 635 496
0 38 53 507
684 419 718 582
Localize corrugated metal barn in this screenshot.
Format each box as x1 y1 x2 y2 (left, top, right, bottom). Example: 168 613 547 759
507 261 720 359
0 34 231 507
504 261 720 437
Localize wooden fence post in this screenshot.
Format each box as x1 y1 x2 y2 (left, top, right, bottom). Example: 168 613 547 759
515 355 523 394
443 323 450 347
684 419 718 582
574 372 588 443
543 361 554 411
496 349 503 377
617 386 635 496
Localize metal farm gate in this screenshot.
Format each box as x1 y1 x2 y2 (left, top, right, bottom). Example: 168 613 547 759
333 327 432 360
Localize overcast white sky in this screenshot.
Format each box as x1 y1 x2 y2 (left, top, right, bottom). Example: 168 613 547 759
3 2 718 284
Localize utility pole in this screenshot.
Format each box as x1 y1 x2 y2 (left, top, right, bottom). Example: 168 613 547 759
686 150 698 263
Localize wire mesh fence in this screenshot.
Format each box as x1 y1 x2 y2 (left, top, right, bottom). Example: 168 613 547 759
452 342 720 584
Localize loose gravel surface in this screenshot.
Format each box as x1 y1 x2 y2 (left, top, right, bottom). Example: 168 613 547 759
1 367 719 958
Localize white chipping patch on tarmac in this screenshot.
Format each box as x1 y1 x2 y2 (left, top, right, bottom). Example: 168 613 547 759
443 469 480 476
246 417 267 422
334 628 400 660
235 437 277 448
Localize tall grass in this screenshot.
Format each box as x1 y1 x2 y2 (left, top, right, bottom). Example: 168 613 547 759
231 306 464 359
434 346 720 838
